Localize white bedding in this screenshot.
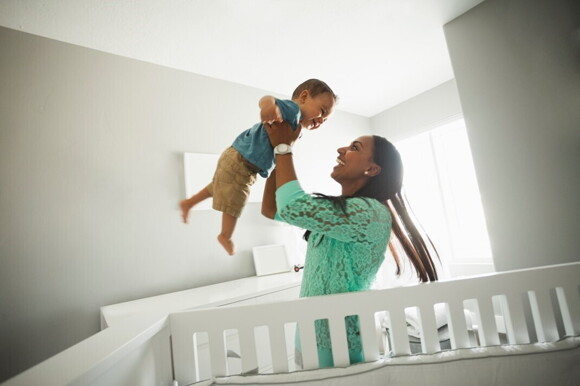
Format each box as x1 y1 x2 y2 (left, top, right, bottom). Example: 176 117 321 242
191 336 580 386
380 305 508 353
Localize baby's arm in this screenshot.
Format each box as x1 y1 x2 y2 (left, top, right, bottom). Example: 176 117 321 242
259 96 282 124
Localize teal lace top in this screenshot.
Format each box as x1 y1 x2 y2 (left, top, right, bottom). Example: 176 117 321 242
276 180 392 366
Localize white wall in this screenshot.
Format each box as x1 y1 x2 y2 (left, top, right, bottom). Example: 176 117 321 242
371 79 462 140
0 26 368 382
444 0 580 271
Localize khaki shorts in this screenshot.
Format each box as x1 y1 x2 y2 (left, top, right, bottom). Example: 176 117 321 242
206 146 259 218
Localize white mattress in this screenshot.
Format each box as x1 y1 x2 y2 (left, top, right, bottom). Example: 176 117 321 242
190 336 580 386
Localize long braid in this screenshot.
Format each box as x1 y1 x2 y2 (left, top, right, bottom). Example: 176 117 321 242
387 193 438 282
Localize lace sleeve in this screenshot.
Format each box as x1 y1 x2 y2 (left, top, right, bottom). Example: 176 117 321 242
276 182 391 243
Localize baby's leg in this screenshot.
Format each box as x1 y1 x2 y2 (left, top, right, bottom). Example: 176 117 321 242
218 213 237 255
180 187 211 223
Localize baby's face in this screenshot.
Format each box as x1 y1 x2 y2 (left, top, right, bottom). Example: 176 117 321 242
298 92 335 130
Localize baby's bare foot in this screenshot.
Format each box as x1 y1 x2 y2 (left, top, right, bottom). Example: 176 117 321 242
217 234 236 255
179 199 192 223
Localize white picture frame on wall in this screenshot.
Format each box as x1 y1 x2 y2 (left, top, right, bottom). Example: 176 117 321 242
183 152 266 211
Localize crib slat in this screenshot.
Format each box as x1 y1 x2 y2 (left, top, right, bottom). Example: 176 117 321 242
556 286 580 336
358 314 380 362
418 306 440 353
238 327 258 374
171 332 198 383
268 324 288 373
528 290 559 342
474 298 500 346
388 310 411 355
446 303 470 349
208 330 228 377
501 293 530 344
328 317 349 367
298 320 318 370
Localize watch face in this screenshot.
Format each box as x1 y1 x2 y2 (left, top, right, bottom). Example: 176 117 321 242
275 144 292 154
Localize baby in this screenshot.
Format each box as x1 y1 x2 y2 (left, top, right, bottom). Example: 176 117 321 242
180 79 336 255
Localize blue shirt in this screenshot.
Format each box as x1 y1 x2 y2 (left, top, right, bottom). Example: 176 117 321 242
232 99 300 178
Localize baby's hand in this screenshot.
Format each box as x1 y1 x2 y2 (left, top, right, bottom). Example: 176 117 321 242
259 96 283 124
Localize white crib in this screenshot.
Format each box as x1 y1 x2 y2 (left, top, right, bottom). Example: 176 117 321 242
170 262 580 385
4 262 580 386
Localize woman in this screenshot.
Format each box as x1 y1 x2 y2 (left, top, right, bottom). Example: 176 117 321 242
262 121 438 368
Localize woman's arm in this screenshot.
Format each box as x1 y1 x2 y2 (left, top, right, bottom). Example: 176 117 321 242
273 151 298 189
261 169 277 219
264 121 302 188
277 191 391 243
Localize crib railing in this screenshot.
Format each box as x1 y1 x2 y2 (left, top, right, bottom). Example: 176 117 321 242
170 262 580 384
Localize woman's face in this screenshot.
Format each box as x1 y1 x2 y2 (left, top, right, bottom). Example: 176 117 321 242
331 136 376 183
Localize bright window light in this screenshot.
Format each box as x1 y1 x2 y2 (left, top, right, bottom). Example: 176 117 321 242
395 119 493 266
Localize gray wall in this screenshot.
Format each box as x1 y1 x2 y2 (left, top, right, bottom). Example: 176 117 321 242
0 27 368 381
444 0 580 271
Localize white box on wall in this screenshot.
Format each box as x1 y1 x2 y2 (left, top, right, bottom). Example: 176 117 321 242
252 244 291 276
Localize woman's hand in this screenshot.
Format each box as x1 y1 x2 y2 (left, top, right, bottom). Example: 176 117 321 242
265 121 302 147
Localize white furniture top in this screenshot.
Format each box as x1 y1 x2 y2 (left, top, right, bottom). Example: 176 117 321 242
100 272 303 328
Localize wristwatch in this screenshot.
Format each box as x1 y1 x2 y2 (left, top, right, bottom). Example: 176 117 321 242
274 144 293 155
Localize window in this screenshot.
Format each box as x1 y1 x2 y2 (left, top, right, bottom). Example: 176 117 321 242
395 119 493 276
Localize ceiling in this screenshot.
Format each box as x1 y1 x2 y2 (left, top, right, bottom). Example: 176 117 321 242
0 0 484 117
